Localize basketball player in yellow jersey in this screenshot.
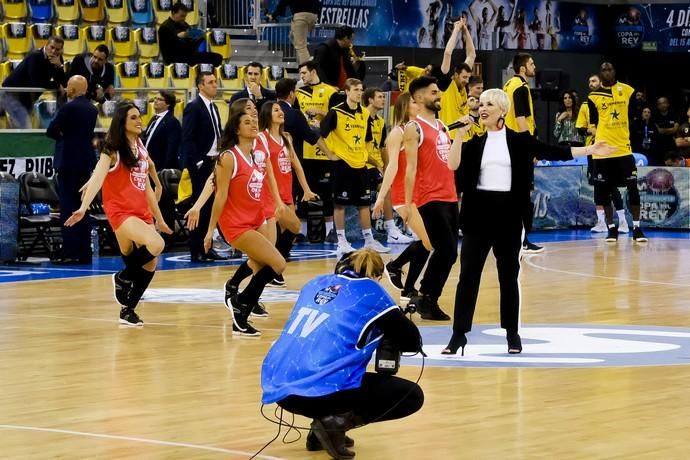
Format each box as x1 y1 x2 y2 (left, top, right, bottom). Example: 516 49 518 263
577 73 627 234
297 61 340 242
438 19 476 140
588 62 647 243
503 52 543 253
321 78 390 256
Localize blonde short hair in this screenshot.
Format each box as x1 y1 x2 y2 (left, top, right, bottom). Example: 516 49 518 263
479 88 511 116
343 248 385 279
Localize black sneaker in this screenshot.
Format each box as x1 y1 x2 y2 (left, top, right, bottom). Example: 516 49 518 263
232 322 261 337
522 240 544 254
295 233 308 244
325 228 338 244
119 308 144 326
250 302 269 318
400 288 419 305
410 295 450 321
632 226 648 243
306 429 355 451
112 271 133 307
605 226 618 243
267 274 286 287
226 293 259 335
384 262 404 290
224 281 239 308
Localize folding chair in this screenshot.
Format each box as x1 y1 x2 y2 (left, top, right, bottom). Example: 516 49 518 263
17 172 62 260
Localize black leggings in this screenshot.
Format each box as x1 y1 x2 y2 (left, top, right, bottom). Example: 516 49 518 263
278 373 424 424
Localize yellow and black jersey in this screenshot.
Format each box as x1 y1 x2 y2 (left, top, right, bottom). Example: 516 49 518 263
366 113 387 169
587 81 635 158
398 66 426 93
575 103 594 146
464 114 486 141
320 102 372 169
438 80 469 140
503 75 535 135
296 82 339 160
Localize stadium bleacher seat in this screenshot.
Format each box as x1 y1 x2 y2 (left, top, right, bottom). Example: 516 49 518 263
219 63 242 90
135 26 159 62
79 0 104 23
215 99 229 128
54 0 80 24
29 0 53 22
108 25 136 62
264 65 286 89
129 0 153 26
105 0 129 24
1 0 29 20
116 61 143 99
30 22 53 48
169 62 191 101
57 24 85 59
2 22 31 60
206 29 230 61
133 97 153 125
83 24 106 53
97 99 117 128
143 61 169 94
153 0 171 25
0 60 23 84
179 0 196 25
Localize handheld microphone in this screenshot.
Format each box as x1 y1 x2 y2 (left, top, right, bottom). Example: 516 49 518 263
447 120 470 131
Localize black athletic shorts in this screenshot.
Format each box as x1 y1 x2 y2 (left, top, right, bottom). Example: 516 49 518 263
332 160 371 207
368 167 383 192
592 155 637 187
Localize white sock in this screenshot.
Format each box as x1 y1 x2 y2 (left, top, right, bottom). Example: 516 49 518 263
336 229 348 245
633 220 640 228
384 219 396 231
362 228 375 243
616 209 626 222
325 220 334 234
596 209 605 224
300 221 308 235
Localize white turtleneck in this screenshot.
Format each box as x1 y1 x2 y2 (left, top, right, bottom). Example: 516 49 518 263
477 127 512 192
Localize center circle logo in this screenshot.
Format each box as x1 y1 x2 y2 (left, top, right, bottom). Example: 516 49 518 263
436 131 450 163
407 324 690 368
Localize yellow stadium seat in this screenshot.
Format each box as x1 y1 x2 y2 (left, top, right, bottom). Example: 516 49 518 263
179 0 197 25
83 24 106 53
215 99 229 128
193 62 217 79
1 0 29 20
143 61 169 95
54 0 79 24
116 61 144 99
135 26 159 62
2 22 32 61
108 26 136 63
219 63 242 90
57 24 84 59
168 62 191 101
133 97 153 126
97 99 117 129
79 0 104 22
153 0 171 25
206 29 230 60
30 22 53 49
263 65 286 89
105 0 129 24
0 62 8 85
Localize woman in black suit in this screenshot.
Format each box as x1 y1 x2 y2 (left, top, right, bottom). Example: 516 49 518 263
443 88 614 355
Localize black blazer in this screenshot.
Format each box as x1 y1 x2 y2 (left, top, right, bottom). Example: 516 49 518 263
278 100 319 158
181 96 218 170
46 95 98 172
143 111 181 170
456 128 572 230
228 86 277 112
312 38 366 88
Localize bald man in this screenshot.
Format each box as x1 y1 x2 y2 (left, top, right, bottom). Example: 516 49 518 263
47 75 99 264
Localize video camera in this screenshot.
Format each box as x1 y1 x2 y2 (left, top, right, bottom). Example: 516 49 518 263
374 303 417 375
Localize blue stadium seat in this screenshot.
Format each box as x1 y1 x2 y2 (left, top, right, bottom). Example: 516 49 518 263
30 0 54 22
130 0 153 26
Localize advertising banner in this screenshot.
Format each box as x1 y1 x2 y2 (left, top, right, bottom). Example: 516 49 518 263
611 4 690 52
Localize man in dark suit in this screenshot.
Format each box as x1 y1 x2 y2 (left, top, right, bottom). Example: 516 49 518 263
46 75 98 264
181 71 227 262
1 36 66 129
312 25 365 90
228 62 276 110
65 44 116 103
158 1 222 66
143 90 181 170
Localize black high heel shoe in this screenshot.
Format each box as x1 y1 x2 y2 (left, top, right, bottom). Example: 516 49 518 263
507 332 522 354
441 333 467 355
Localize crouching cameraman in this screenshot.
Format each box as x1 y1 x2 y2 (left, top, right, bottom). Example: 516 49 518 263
261 248 424 460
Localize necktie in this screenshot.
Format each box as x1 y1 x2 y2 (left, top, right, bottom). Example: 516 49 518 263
145 114 159 138
211 102 221 139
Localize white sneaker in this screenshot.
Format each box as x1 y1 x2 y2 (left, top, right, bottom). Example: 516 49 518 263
618 220 629 233
336 241 355 258
364 239 391 253
591 221 608 233
213 229 231 251
387 229 414 244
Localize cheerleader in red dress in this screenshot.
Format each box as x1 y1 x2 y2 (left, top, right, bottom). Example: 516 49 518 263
204 110 286 336
371 93 432 303
65 101 172 327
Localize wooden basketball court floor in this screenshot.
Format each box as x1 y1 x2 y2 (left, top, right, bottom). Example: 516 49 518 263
2 231 690 459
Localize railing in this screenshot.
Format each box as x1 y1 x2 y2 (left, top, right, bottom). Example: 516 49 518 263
255 22 341 62
216 0 260 27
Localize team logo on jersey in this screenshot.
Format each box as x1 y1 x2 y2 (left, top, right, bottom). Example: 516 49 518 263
278 148 292 173
130 157 148 191
314 284 341 305
436 130 451 163
247 169 264 201
253 150 267 172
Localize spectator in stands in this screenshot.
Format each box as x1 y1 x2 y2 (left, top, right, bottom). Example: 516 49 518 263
553 90 584 146
0 36 65 129
143 90 181 170
66 45 115 103
654 96 679 163
631 90 647 124
266 0 321 66
664 151 686 167
631 107 660 165
159 2 223 67
47 75 98 264
313 26 365 90
675 104 690 158
182 71 228 262
228 62 276 110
